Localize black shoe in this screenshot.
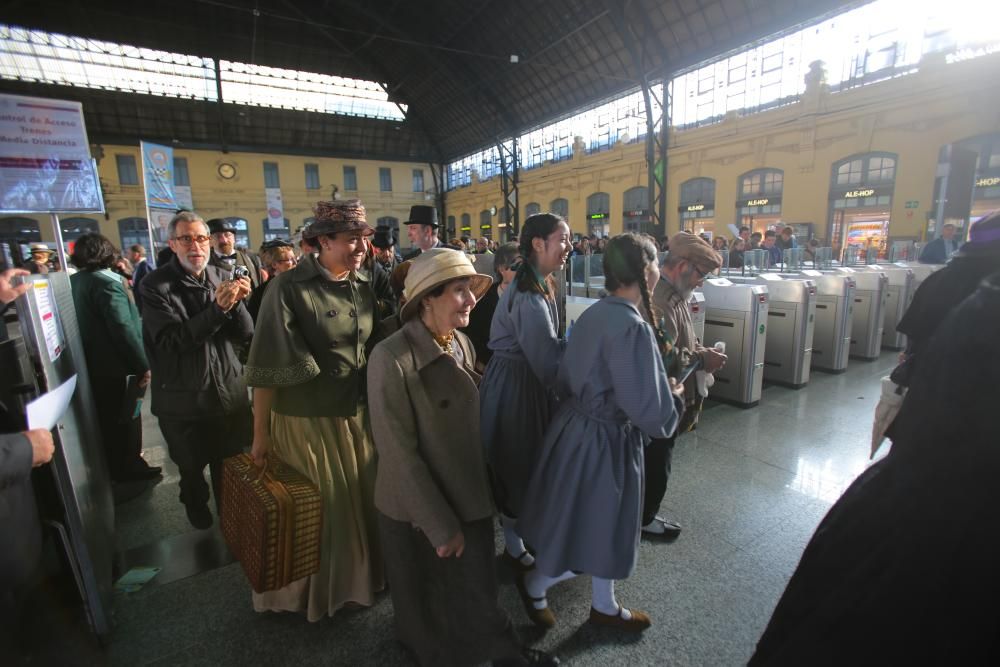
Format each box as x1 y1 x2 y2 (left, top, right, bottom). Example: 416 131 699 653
641 516 682 539
185 503 213 530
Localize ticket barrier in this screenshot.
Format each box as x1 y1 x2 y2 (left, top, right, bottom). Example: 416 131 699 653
697 278 769 408
832 267 888 360
780 270 853 373
727 274 816 388
894 261 944 292
565 295 600 334
689 291 706 343
859 264 914 350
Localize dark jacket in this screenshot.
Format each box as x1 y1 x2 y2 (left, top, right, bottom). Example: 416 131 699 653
460 282 499 370
139 258 253 420
71 269 149 381
402 239 443 261
0 432 42 591
131 258 152 311
918 236 957 264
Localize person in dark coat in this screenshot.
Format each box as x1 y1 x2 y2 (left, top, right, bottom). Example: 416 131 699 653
895 211 1000 383
246 239 296 323
207 218 265 288
750 269 1000 665
918 222 959 264
139 211 253 529
402 205 443 260
70 233 160 482
460 242 519 373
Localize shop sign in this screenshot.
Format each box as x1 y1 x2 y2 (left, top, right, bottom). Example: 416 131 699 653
480 224 492 230
845 189 875 198
905 200 920 209
588 212 608 220
976 176 1000 188
686 204 705 212
746 198 769 207
624 209 648 217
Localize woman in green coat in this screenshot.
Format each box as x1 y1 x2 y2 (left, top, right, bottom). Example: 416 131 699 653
244 199 393 622
70 233 160 482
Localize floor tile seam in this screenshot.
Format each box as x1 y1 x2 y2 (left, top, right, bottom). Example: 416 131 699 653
685 431 804 477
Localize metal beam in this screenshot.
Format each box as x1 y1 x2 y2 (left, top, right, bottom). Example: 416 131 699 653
497 137 520 240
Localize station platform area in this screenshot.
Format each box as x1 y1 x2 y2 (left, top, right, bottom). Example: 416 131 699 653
43 350 896 666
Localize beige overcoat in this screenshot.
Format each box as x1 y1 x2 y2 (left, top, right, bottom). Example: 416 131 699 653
367 318 494 548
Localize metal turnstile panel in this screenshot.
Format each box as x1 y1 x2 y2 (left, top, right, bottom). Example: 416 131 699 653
883 284 905 349
700 281 768 407
688 292 706 343
846 273 887 360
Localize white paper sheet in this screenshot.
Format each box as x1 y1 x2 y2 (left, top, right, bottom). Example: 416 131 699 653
27 374 77 430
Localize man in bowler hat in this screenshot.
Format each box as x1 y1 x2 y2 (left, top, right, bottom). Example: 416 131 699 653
402 205 443 260
371 226 399 274
207 218 265 289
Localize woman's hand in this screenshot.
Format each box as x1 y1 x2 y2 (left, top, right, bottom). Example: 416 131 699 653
669 376 685 401
250 432 272 468
436 531 465 558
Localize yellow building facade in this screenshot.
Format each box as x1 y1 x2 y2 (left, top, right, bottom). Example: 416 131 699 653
446 51 1000 254
4 149 436 253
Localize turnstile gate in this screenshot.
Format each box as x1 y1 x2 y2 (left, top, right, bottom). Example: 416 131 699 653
697 278 769 408
832 267 888 360
783 270 854 373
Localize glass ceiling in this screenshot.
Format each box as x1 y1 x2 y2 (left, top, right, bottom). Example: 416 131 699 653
0 24 405 121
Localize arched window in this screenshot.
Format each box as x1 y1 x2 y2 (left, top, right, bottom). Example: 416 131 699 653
680 178 716 205
828 153 898 259
479 210 493 239
525 202 541 217
0 217 42 244
549 198 569 220
118 217 150 255
739 169 784 197
586 192 610 237
223 217 251 250
447 215 456 234
60 217 100 255
261 218 291 244
460 213 472 234
623 186 650 233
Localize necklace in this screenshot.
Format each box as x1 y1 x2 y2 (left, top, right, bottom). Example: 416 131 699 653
432 331 455 354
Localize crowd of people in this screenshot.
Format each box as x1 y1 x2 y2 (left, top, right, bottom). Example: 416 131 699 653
5 196 997 664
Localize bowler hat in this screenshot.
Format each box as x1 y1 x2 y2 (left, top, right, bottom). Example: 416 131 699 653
206 218 238 235
302 199 372 239
371 226 396 249
404 205 439 227
401 248 492 322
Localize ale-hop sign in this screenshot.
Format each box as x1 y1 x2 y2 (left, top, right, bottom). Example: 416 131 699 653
844 189 875 198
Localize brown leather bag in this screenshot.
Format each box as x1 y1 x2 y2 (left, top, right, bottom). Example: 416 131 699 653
220 453 322 593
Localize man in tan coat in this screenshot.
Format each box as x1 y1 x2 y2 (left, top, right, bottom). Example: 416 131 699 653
642 232 727 538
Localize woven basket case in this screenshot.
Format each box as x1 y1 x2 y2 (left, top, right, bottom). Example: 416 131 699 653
220 453 322 593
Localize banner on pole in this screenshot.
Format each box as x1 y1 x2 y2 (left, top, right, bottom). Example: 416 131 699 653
141 142 177 209
0 93 104 214
265 187 285 231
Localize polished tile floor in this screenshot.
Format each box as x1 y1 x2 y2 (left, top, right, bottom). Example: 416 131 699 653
103 351 898 666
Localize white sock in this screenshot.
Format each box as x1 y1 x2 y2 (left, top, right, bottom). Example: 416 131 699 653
524 570 576 609
501 514 535 566
592 577 632 620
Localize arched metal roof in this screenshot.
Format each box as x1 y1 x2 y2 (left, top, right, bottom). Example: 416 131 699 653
3 0 862 162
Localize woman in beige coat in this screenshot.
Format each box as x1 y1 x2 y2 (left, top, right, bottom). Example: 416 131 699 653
367 248 556 667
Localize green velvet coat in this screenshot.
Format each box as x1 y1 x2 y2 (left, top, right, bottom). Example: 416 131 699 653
71 268 149 381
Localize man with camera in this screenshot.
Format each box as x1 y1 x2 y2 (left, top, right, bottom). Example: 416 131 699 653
207 218 265 288
139 211 254 529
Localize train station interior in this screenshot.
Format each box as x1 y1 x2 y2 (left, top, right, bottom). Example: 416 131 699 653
1 0 998 665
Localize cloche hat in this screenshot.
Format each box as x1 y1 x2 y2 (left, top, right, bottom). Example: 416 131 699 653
401 248 492 322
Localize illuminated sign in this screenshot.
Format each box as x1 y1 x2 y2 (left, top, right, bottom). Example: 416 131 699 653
845 189 875 198
624 209 648 217
588 212 608 220
460 226 471 231
480 224 492 230
747 198 769 207
976 176 1000 188
686 204 705 212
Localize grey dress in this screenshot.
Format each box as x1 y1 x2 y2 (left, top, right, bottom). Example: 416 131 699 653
479 284 565 517
517 296 682 580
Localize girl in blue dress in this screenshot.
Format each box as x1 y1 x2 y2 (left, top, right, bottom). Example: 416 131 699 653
516 233 684 632
479 213 572 572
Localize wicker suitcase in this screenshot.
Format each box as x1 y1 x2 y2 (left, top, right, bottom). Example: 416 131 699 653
220 453 322 593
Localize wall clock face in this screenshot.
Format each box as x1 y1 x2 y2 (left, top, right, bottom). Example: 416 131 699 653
218 163 236 179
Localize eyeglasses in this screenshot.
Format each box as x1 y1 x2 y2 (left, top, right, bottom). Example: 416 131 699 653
690 263 710 279
172 234 212 246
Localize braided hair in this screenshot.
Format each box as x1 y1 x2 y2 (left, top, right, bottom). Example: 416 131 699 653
604 233 673 359
513 213 564 299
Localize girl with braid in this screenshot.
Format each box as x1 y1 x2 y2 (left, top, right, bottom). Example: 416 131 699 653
515 233 685 632
479 213 572 573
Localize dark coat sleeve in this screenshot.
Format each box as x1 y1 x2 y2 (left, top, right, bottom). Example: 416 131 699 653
139 277 234 353
0 431 31 487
